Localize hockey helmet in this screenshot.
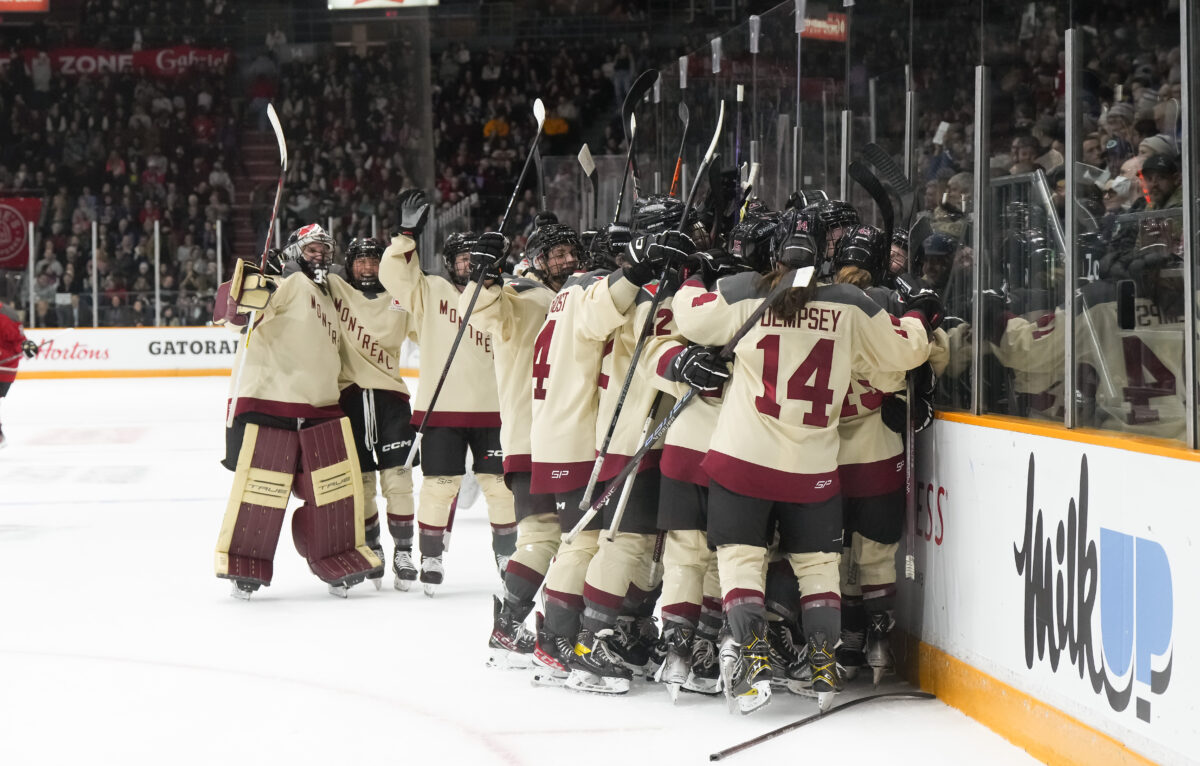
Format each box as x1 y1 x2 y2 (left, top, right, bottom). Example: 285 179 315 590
815 200 860 249
442 230 479 286
833 224 889 285
530 223 581 288
285 223 335 284
633 194 686 235
771 207 821 281
345 237 384 291
728 214 780 274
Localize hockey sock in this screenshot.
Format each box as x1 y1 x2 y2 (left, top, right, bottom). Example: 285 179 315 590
417 474 462 558
764 558 801 624
380 466 415 549
789 550 842 642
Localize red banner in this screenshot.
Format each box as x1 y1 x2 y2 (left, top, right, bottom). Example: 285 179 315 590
802 13 847 42
0 46 232 77
0 198 42 270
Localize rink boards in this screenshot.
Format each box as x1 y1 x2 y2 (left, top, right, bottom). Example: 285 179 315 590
906 414 1196 765
17 327 418 378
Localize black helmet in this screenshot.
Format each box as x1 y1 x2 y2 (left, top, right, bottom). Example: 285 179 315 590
345 237 384 291
771 208 821 277
442 231 479 286
583 223 631 272
285 223 335 283
530 223 581 288
815 200 860 242
728 214 780 274
833 224 889 285
633 194 686 234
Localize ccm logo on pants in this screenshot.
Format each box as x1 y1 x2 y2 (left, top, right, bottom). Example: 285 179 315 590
381 440 413 452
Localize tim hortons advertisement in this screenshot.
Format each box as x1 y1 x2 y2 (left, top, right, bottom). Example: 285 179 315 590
905 419 1193 764
20 328 240 376
0 46 232 76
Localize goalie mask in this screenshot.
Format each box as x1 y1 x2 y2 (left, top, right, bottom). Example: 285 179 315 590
530 223 580 290
285 224 335 284
833 224 889 285
345 237 384 292
442 231 479 287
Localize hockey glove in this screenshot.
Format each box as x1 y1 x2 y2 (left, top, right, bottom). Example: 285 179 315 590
880 391 934 434
396 189 431 238
21 339 39 359
667 344 731 394
230 258 276 312
605 223 632 254
894 272 945 331
533 211 559 228
263 248 285 277
645 231 697 267
981 288 1010 345
470 232 509 281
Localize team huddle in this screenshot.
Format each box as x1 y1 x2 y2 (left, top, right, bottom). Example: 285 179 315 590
212 186 948 715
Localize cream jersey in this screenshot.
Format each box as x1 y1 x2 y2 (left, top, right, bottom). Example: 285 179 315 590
377 234 500 428
327 275 415 397
992 306 1066 421
646 280 725 487
673 272 932 503
529 269 633 493
228 271 343 421
591 278 676 481
461 273 554 474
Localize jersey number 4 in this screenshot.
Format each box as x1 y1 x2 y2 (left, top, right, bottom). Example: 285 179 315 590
754 335 836 426
532 320 554 400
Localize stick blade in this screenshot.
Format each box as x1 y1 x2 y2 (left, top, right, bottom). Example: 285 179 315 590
533 98 547 129
577 144 596 177
622 69 660 138
266 103 287 169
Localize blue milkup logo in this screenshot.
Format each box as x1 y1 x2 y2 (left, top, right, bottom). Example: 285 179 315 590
1014 454 1173 721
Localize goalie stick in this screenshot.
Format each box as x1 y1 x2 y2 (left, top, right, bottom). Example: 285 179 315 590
566 258 799 542
578 99 726 512
226 102 287 428
405 99 547 467
708 690 936 761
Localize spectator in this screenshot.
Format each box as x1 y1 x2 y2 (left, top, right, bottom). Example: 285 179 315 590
1142 154 1181 210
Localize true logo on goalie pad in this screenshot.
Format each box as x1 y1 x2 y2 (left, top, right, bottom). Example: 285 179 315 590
310 462 356 504
244 468 292 509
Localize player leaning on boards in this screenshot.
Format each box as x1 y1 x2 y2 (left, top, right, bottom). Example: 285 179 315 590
462 221 576 669
333 237 420 591
213 224 383 599
377 190 516 597
0 300 39 449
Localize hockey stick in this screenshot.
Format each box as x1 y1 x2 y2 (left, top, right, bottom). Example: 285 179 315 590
668 101 689 198
603 391 664 542
226 103 287 428
624 69 659 202
405 99 547 467
862 142 916 226
734 84 744 169
848 159 894 244
578 100 725 512
708 690 936 761
566 260 802 542
533 143 548 214
578 144 598 227
904 374 917 580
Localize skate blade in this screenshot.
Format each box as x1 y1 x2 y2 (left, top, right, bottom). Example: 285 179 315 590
841 665 860 682
871 665 893 687
229 586 253 601
784 680 817 697
565 670 630 695
487 647 534 670
682 674 722 696
422 582 438 597
736 682 772 715
817 689 837 712
327 583 350 598
530 670 568 687
665 682 680 704
393 576 414 591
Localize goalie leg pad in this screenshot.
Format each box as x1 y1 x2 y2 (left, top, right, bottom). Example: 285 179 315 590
292 418 382 585
215 424 301 585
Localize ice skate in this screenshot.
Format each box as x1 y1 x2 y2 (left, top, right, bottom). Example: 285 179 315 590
837 625 866 682
420 555 444 597
766 620 807 689
720 623 772 715
610 615 660 677
683 632 721 695
392 549 417 591
487 596 535 670
366 545 385 591
566 628 633 695
326 570 369 599
806 633 843 712
655 624 693 703
229 579 261 600
531 614 572 687
866 611 896 686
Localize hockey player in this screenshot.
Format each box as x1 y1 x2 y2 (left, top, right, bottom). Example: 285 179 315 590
647 216 776 701
0 301 39 449
331 237 420 590
377 190 515 596
462 224 577 668
214 224 383 598
672 209 942 714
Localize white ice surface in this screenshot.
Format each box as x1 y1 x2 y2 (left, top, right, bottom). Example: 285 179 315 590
0 377 1040 765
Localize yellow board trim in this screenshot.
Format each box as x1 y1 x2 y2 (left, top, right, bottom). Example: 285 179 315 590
936 411 1200 463
18 368 420 380
912 640 1156 766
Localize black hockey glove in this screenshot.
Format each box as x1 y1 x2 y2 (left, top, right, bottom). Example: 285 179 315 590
263 248 285 276
880 391 934 434
396 189 430 238
981 288 1010 345
470 232 508 281
644 230 697 267
22 339 39 359
533 211 559 228
894 272 945 331
667 344 731 394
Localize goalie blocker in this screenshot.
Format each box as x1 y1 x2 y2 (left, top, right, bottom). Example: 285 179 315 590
216 417 383 589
